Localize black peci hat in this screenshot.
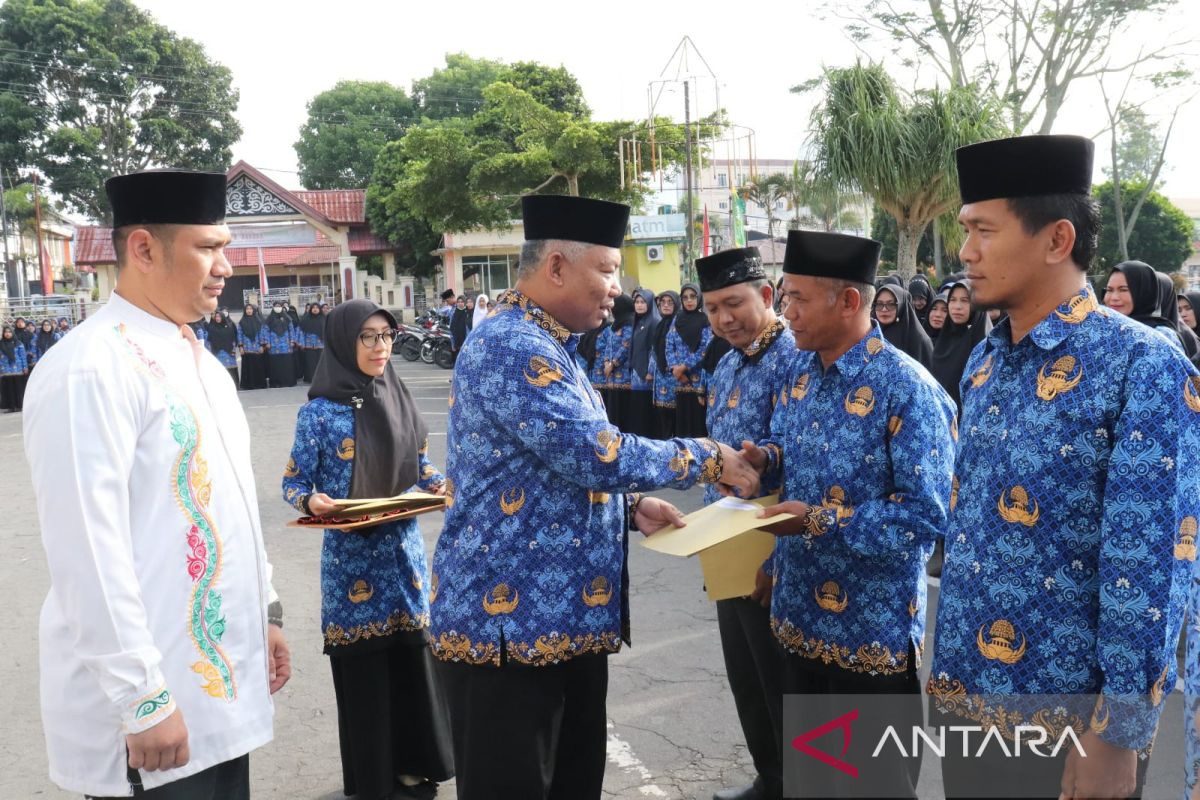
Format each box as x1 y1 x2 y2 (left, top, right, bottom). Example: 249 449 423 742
956 135 1094 204
782 231 880 286
521 195 630 249
695 247 766 293
105 170 227 228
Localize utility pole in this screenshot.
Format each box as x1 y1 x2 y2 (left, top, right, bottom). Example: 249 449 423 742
33 172 47 294
683 80 694 272
0 168 9 299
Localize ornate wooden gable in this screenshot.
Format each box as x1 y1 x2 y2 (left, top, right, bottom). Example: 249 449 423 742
226 174 301 217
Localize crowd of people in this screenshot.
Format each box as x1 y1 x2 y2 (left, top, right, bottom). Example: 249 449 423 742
16 135 1200 800
0 316 72 412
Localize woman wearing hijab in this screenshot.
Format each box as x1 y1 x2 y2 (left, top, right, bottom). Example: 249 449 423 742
0 324 28 413
578 317 609 393
650 290 680 438
908 275 936 335
874 284 934 369
298 303 327 383
1156 271 1200 366
1178 290 1200 338
187 316 208 346
602 293 635 427
626 288 660 437
282 299 453 800
56 317 71 334
667 283 713 437
12 317 34 371
930 280 991 410
265 301 298 388
30 318 61 368
926 291 949 336
206 309 240 386
238 304 269 390
1103 261 1183 349
449 295 471 354
471 293 490 331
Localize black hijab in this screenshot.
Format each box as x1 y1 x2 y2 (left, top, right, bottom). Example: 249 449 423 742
299 303 325 338
578 318 609 371
931 281 991 407
701 334 732 374
1156 271 1200 363
0 326 17 362
450 299 471 347
1182 291 1200 336
610 294 635 333
652 290 680 374
285 303 301 326
206 311 237 355
674 282 709 351
877 285 933 369
12 318 32 349
877 275 903 288
1110 262 1171 329
267 305 292 336
35 320 58 355
907 276 934 318
239 305 263 339
187 318 207 338
308 299 428 499
629 288 660 379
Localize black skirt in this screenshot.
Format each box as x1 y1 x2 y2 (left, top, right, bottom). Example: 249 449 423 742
225 366 239 386
267 352 297 388
302 348 323 383
605 386 630 428
0 374 25 411
625 389 655 437
329 640 454 799
652 401 676 439
674 389 708 437
240 352 268 390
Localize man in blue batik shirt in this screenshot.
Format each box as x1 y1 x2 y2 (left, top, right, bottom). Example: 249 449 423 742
429 194 761 800
695 246 797 800
743 230 957 799
927 135 1196 800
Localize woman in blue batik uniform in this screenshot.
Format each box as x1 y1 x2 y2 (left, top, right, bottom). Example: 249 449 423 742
650 290 680 438
264 302 297 388
0 325 28 412
237 304 268 390
297 302 326 383
205 309 240 385
601 293 634 427
667 282 713 436
30 318 61 368
282 299 453 800
585 316 612 406
626 288 660 437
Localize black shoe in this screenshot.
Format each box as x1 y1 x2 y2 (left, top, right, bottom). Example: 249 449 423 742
393 779 438 799
713 782 764 800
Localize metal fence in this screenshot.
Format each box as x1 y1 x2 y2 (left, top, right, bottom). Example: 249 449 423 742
1 295 94 325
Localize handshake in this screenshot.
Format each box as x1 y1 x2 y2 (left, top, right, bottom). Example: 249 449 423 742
713 440 768 499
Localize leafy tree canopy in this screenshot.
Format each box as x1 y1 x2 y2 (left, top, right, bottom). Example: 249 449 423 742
294 80 414 190
1094 180 1194 275
0 0 241 221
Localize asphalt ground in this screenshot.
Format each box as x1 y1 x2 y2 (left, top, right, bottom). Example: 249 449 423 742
0 353 1187 799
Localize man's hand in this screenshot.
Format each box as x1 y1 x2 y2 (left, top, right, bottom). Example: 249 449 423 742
634 496 687 535
267 623 291 694
604 361 613 378
427 481 447 497
715 442 760 498
127 709 188 772
740 440 768 473
756 500 811 537
749 567 773 608
671 365 687 381
1060 730 1137 800
306 492 337 516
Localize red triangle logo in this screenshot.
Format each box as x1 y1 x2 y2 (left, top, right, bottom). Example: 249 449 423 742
790 708 859 778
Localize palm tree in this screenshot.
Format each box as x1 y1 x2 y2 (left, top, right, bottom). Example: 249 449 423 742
809 63 1004 281
739 174 786 241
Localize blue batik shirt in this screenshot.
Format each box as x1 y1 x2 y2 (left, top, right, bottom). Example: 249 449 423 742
430 289 724 667
208 342 237 369
588 327 611 388
263 322 295 355
0 342 26 375
759 323 956 677
1187 572 1200 800
703 318 795 507
667 321 713 399
929 287 1197 751
604 323 632 390
282 397 446 652
237 324 267 352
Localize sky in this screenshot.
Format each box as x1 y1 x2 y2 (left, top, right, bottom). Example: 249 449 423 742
134 0 1200 200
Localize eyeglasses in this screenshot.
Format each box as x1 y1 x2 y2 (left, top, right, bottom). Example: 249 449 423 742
873 302 898 312
357 329 398 347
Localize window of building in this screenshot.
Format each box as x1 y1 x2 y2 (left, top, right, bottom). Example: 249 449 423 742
716 173 727 187
718 201 728 210
462 253 518 297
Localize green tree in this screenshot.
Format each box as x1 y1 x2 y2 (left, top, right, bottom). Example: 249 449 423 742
1094 181 1193 274
823 0 1193 135
411 53 504 120
294 81 414 189
0 0 242 221
740 174 785 239
364 139 443 280
809 62 1002 281
496 61 589 118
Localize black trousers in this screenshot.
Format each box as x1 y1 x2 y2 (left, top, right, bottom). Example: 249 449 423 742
436 653 609 800
937 708 1150 800
674 390 708 436
718 597 784 798
87 754 249 800
0 373 24 411
329 642 454 800
783 655 922 799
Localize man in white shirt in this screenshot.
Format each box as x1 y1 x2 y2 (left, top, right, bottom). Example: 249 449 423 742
24 170 291 799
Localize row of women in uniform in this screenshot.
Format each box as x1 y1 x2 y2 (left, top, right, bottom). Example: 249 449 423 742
577 284 717 438
0 316 72 412
191 301 329 391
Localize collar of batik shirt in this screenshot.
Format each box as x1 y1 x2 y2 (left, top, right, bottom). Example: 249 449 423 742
813 321 887 381
491 288 573 345
741 318 787 365
985 285 1102 354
